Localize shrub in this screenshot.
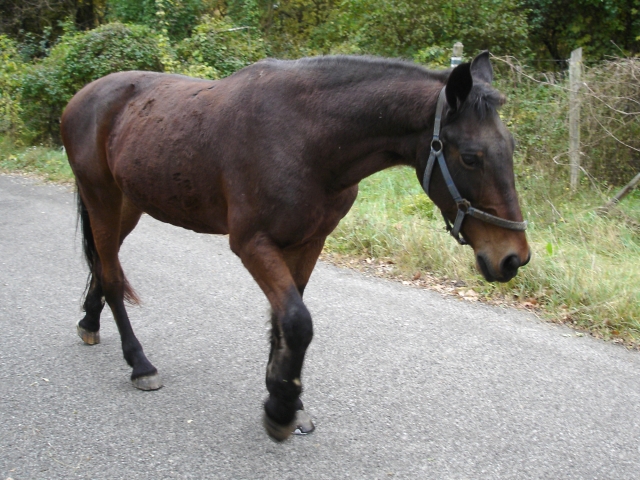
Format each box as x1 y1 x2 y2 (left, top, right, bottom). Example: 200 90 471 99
107 0 205 41
20 23 168 143
175 16 267 79
0 35 27 140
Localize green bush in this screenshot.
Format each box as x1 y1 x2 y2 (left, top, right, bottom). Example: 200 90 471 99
175 16 267 79
307 0 530 60
20 23 168 142
0 35 27 140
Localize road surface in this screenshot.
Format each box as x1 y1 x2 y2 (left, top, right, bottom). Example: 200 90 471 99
2 174 640 479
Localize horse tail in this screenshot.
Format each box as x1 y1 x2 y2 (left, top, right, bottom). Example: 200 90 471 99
77 187 98 279
76 186 140 304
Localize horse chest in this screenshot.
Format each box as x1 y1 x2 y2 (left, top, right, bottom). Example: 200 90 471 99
278 187 358 244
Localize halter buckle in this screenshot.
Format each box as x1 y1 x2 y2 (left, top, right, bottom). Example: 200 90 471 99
431 139 443 154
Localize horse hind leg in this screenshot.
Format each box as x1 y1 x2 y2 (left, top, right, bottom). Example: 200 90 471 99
77 188 159 390
76 190 104 345
77 196 143 345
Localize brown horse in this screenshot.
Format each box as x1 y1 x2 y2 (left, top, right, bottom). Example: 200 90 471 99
61 52 530 441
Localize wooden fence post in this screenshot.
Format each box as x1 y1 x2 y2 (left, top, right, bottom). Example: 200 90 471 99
451 42 463 68
569 47 582 191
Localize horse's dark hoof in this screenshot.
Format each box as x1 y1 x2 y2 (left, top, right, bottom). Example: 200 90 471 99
77 322 100 345
132 373 163 391
292 409 315 435
263 412 295 442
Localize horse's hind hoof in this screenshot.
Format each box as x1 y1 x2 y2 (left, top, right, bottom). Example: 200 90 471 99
132 373 163 391
292 409 315 435
77 322 100 345
263 412 295 442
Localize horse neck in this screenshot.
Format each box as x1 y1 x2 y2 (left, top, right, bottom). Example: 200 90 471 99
320 79 443 189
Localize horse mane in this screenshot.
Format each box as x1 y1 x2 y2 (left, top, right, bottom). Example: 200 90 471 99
262 55 505 118
260 55 450 86
299 55 449 80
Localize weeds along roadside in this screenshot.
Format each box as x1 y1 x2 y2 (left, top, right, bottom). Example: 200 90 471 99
2 138 639 345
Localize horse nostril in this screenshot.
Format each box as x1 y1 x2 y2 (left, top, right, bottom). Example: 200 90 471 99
522 250 532 267
501 254 521 279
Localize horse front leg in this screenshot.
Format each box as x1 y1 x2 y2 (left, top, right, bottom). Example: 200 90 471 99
281 237 327 435
264 287 313 441
232 233 315 441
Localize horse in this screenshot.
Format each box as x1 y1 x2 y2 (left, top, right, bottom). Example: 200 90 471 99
61 51 530 441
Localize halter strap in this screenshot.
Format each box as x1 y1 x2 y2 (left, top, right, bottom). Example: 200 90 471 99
421 87 528 245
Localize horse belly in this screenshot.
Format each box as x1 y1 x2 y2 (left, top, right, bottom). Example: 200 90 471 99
110 134 229 234
125 169 228 234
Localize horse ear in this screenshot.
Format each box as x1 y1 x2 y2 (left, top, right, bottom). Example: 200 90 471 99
445 62 472 111
470 51 493 84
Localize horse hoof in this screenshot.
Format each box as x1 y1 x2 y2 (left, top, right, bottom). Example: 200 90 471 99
132 374 163 391
263 412 295 442
292 409 315 435
77 322 100 345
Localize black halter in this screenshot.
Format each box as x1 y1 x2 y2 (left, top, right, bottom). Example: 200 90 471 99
421 88 528 245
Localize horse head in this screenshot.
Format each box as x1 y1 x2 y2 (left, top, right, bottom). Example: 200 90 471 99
420 52 530 282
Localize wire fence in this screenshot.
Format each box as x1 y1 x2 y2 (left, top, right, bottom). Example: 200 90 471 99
493 54 640 189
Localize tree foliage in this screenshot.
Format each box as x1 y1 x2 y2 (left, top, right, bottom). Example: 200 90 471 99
306 0 530 62
525 0 640 63
106 0 210 40
0 36 26 139
3 0 639 63
175 16 267 78
0 0 107 45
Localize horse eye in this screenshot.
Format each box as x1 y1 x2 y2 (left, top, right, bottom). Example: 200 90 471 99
461 154 480 166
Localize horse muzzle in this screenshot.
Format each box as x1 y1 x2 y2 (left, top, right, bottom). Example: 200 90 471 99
476 249 531 283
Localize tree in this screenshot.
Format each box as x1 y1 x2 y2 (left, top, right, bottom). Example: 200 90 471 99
308 0 530 61
106 0 211 40
0 1 106 44
525 0 640 64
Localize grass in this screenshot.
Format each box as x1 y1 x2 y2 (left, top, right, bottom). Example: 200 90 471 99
0 137 73 183
2 137 639 343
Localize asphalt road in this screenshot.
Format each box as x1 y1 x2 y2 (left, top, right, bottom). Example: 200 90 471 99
2 174 640 479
